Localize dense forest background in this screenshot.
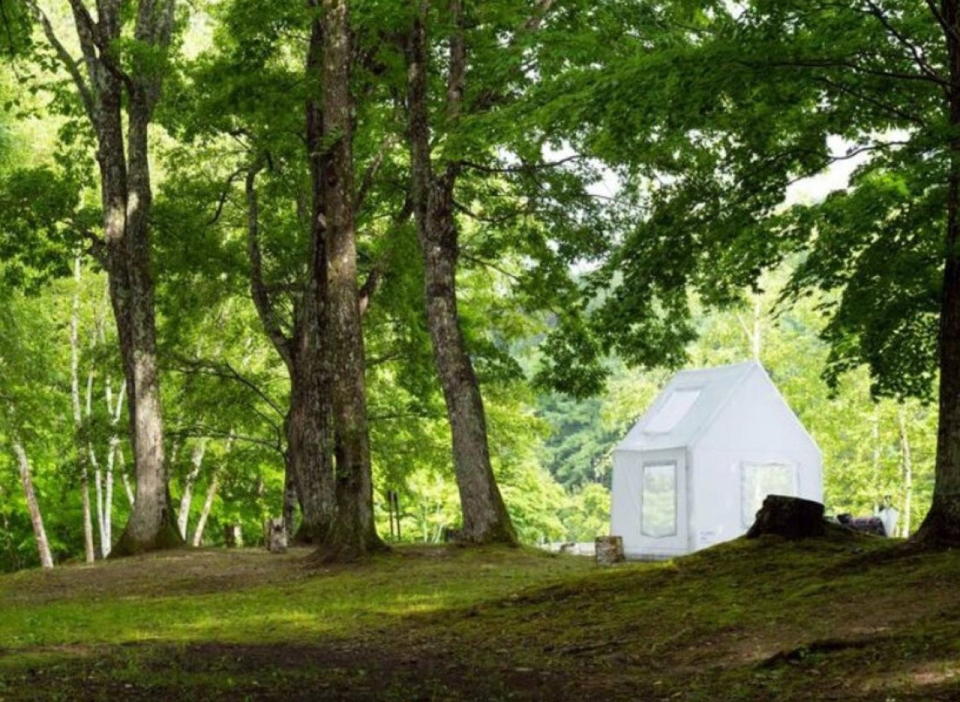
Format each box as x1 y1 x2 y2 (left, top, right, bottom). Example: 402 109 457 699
0 1 944 571
1 160 932 571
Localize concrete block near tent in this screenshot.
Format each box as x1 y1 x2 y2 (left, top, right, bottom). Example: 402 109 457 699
595 536 625 565
610 361 823 559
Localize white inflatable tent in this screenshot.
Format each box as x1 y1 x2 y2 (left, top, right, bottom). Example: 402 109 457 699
610 361 822 559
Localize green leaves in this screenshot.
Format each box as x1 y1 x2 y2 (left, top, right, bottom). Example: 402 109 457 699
553 0 951 401
0 166 83 291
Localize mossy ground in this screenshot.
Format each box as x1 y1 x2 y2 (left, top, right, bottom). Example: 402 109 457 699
1 534 959 700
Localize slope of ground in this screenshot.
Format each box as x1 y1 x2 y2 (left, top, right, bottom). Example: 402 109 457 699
1 535 959 700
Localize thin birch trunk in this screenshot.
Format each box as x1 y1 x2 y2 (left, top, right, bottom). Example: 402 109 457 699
13 441 53 569
192 472 220 547
85 369 108 557
177 439 207 539
736 296 763 361
103 377 124 553
121 454 136 508
871 410 881 514
898 407 914 537
191 434 234 546
69 255 96 564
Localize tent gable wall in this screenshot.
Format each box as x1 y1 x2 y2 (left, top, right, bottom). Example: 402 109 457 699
695 364 821 456
688 367 823 549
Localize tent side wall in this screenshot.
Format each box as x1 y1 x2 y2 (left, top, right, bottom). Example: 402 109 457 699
689 368 823 550
611 447 690 558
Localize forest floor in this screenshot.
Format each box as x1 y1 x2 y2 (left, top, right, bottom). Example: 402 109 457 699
1 533 959 701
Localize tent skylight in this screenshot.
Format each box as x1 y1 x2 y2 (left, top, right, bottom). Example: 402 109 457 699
644 388 700 434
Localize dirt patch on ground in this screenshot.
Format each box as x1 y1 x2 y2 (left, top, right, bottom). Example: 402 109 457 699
0 548 317 605
1 640 575 701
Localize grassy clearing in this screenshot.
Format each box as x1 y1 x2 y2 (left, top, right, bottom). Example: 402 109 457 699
1 536 959 700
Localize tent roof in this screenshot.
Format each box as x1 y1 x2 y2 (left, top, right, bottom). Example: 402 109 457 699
615 360 761 452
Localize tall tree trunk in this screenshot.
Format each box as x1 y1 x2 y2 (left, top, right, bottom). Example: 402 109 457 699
246 156 335 543
12 441 53 569
405 3 516 545
284 326 335 542
69 255 96 564
177 439 206 539
915 0 960 546
111 78 180 555
27 0 180 559
313 0 383 562
47 0 182 557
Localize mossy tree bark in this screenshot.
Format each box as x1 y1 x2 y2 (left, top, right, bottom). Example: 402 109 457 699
246 162 336 545
25 0 184 555
312 0 384 562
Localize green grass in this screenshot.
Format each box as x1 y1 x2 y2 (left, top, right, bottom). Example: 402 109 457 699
1 537 960 700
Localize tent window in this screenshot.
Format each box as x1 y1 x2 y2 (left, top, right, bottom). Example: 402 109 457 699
741 462 795 527
645 389 700 433
642 462 677 538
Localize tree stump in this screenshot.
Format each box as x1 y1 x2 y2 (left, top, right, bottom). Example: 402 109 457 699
223 524 243 548
595 536 625 565
264 518 287 553
746 495 825 540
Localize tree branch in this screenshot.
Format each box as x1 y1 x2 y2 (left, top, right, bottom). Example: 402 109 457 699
169 426 282 454
862 0 948 89
812 75 928 127
925 0 960 44
207 167 246 225
24 0 96 122
168 354 285 419
246 163 293 367
461 154 583 174
355 133 397 212
446 0 467 121
358 269 381 317
757 58 948 88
